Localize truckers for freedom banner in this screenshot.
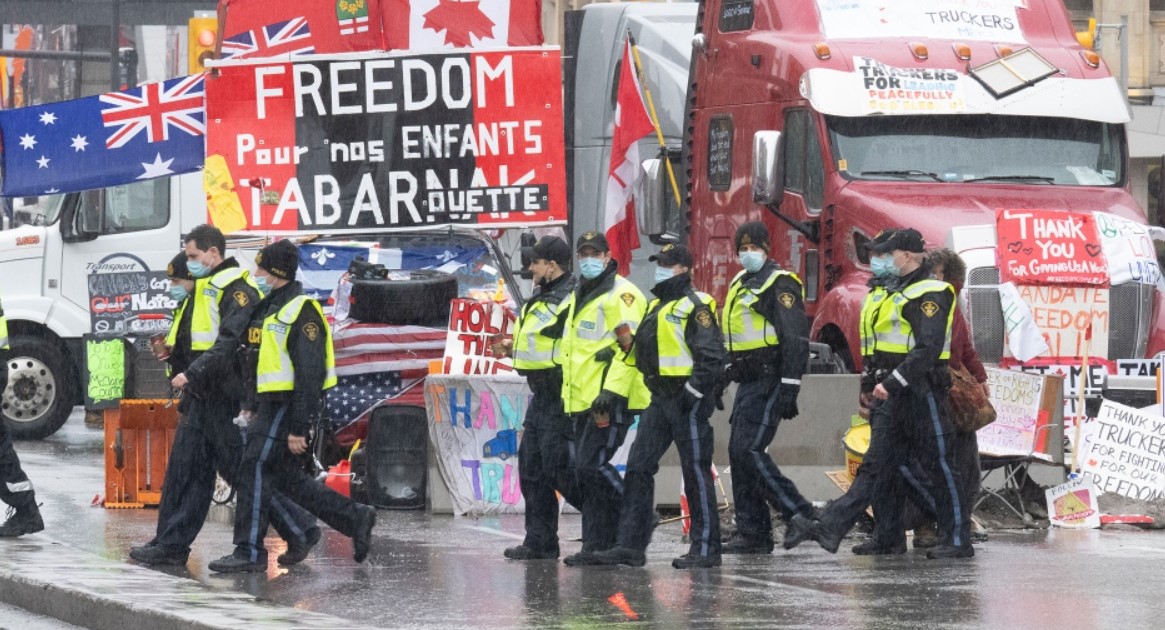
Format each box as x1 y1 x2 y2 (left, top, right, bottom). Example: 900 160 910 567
204 48 566 232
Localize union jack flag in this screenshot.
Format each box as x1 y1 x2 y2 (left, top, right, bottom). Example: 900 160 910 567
221 16 316 60
99 73 205 149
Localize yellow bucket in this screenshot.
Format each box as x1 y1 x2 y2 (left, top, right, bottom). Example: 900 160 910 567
843 415 870 481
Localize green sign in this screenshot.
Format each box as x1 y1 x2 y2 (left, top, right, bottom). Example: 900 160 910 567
85 337 126 408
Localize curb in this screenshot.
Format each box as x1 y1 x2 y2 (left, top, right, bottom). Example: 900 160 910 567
0 535 363 630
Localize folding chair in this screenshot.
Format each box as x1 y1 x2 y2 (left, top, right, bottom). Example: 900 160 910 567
975 423 1060 524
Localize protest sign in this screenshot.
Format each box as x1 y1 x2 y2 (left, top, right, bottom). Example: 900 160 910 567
424 374 639 515
853 57 965 114
1011 358 1114 422
204 48 567 233
998 281 1049 362
1079 400 1165 501
996 209 1108 286
816 0 1023 43
443 298 515 375
978 368 1058 460
1045 475 1101 529
83 335 129 409
87 269 176 336
1013 285 1108 360
1093 211 1164 288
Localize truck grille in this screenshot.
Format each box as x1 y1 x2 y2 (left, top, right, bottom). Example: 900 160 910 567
963 266 1154 362
964 267 1004 363
1108 283 1154 360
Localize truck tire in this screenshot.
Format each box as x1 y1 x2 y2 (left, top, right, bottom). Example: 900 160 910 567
349 270 459 326
3 336 74 440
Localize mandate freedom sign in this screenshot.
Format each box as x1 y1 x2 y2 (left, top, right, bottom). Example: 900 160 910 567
205 48 566 232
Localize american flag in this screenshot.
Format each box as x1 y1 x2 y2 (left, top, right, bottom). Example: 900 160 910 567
99 74 205 148
221 17 316 60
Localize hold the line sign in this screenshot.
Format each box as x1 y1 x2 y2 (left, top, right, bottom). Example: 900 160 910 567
205 48 566 232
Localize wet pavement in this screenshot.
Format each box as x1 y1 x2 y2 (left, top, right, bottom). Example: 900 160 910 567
4 410 1165 629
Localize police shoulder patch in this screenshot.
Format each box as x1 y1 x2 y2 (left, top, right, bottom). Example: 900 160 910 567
921 301 940 318
779 292 796 309
303 322 320 341
234 291 249 307
695 309 713 328
621 292 635 306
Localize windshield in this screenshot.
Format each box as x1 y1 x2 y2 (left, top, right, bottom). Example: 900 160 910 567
827 115 1124 186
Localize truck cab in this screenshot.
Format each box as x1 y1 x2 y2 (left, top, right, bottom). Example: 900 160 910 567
638 0 1163 372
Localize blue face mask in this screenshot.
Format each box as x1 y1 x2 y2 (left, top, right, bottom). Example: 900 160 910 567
578 257 605 280
870 255 896 278
167 284 188 301
254 275 271 295
738 251 766 273
186 259 210 278
654 266 675 284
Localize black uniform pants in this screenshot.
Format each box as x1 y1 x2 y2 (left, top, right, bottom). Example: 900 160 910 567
518 396 581 553
728 376 813 541
0 393 34 511
153 396 316 553
232 401 363 563
870 388 971 549
569 409 628 552
618 390 720 558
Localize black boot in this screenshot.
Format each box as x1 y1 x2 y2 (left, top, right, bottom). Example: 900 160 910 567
722 536 774 555
209 553 267 573
592 546 646 567
504 545 560 560
129 543 190 566
782 513 821 550
0 503 44 538
851 540 906 556
352 505 376 563
672 553 721 569
926 544 974 559
278 527 322 566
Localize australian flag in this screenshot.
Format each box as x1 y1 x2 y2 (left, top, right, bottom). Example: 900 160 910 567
0 74 205 197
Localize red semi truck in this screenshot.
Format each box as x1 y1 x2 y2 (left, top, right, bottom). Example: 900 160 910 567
638 0 1162 377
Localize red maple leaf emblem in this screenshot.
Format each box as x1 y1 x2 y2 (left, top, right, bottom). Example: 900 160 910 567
422 0 495 47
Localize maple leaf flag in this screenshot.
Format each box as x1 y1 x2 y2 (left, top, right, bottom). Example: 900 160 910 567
605 39 655 275
383 0 543 49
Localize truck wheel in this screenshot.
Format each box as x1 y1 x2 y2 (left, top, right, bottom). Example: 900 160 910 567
3 336 74 440
348 270 459 326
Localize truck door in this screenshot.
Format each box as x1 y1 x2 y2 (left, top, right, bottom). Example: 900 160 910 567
59 178 181 334
777 108 826 311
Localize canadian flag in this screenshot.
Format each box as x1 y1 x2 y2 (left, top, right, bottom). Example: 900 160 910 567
383 0 543 49
605 39 655 275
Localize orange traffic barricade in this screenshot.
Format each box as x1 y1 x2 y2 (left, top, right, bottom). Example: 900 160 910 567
104 399 180 508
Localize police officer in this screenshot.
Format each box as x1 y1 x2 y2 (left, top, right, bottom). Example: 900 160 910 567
210 240 376 573
556 231 647 566
499 236 581 561
788 230 939 553
861 228 972 559
0 292 44 538
721 222 816 554
131 234 317 567
594 244 726 569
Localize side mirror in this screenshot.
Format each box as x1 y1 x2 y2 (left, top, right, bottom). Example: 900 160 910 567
635 158 667 236
79 189 105 235
517 231 537 279
752 130 784 206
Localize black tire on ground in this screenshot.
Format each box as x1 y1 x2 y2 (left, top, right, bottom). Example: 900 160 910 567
348 270 459 326
3 335 74 440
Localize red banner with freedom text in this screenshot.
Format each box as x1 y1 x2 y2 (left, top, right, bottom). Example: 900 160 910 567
204 48 566 232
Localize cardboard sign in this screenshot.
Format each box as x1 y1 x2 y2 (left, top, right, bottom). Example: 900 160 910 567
423 374 638 515
1079 400 1165 501
978 368 1058 460
83 335 129 409
1010 358 1114 423
816 0 1023 43
1093 212 1164 288
1014 285 1109 359
443 298 515 375
996 209 1108 286
87 270 176 335
205 48 567 233
853 57 965 114
1046 476 1101 529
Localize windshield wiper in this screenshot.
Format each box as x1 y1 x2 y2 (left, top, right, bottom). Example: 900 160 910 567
859 170 944 182
964 175 1055 184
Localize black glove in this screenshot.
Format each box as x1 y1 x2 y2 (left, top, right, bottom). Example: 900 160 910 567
591 390 626 415
724 362 742 384
776 384 800 420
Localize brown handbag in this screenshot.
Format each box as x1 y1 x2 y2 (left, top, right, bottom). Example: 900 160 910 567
947 365 996 433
